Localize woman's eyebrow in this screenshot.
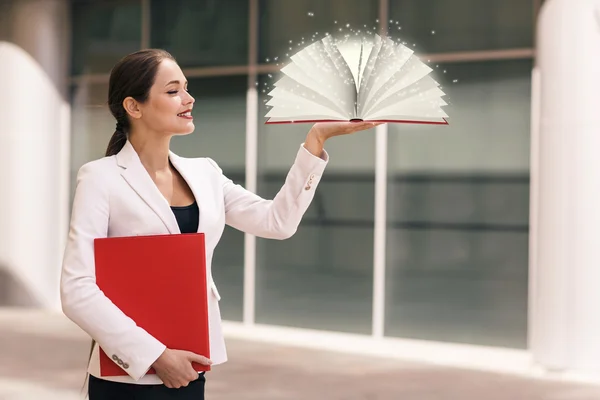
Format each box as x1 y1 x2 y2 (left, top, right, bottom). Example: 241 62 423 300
165 80 188 86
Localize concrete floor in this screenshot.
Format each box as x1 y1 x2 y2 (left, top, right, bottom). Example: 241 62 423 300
1 308 600 400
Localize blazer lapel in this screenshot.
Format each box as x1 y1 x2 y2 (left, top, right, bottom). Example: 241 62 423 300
168 152 204 233
116 141 180 234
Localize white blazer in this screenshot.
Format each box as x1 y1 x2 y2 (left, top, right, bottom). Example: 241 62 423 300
60 140 328 385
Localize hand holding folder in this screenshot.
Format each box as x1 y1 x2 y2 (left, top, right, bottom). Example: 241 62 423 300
94 233 211 377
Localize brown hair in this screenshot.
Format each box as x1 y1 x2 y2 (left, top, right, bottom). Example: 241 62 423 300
105 49 176 157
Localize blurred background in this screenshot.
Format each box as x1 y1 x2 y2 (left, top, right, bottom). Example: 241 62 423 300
2 0 600 399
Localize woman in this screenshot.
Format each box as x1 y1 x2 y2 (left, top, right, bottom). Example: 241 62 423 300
60 49 380 399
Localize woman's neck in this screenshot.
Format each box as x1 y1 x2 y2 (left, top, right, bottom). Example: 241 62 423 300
128 130 172 174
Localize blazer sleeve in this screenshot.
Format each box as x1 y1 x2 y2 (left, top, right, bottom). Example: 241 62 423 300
207 143 329 239
60 163 166 381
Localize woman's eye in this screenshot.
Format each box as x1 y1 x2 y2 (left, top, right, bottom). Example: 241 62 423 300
167 90 178 95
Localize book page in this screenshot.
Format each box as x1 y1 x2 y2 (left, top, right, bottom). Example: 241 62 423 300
279 63 339 104
265 100 351 119
320 35 359 117
364 84 448 121
365 76 444 114
289 42 353 116
266 76 350 119
354 35 383 117
356 36 414 117
266 115 349 123
361 56 435 118
335 38 375 93
265 39 357 121
265 92 350 119
290 41 349 100
270 73 351 118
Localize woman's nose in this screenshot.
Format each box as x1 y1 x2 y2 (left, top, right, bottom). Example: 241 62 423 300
184 91 195 105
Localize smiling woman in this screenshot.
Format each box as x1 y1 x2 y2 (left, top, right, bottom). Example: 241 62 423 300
60 48 379 399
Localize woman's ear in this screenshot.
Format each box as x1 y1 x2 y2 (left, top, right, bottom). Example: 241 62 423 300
123 97 142 120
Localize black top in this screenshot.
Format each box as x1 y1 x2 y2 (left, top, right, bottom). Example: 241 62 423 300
170 201 199 234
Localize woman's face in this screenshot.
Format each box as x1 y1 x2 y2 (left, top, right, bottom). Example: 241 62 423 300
137 58 195 136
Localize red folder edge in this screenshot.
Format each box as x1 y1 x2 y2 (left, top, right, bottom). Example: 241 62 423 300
94 233 211 377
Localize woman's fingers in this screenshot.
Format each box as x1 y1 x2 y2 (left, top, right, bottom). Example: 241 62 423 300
311 121 386 140
186 351 212 366
347 121 383 133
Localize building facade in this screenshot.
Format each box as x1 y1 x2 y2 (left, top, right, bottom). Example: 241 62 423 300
3 0 599 382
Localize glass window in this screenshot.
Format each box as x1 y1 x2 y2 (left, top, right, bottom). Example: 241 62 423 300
150 0 249 68
384 59 532 348
255 73 376 334
69 82 114 191
71 0 141 75
0 2 11 41
170 76 248 322
388 0 533 53
259 0 380 63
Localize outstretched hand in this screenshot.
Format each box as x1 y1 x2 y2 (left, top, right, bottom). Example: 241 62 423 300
304 121 385 158
311 121 385 141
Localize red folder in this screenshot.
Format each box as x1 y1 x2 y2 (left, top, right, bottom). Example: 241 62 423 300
94 233 210 377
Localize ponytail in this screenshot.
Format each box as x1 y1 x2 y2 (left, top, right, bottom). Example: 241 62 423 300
105 120 128 157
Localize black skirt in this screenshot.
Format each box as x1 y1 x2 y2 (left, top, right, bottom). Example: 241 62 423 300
88 373 205 400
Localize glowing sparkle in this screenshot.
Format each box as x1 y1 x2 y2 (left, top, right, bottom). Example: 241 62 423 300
307 12 314 17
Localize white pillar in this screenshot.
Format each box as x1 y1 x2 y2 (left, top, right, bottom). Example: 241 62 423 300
0 0 70 310
531 0 600 377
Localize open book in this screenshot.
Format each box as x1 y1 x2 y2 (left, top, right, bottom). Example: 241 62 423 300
265 34 448 125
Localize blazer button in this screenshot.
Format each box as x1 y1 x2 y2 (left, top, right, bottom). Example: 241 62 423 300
305 185 311 190
123 363 129 369
112 355 119 361
117 359 123 365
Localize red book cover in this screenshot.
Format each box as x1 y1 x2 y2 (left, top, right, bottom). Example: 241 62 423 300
94 233 210 377
264 118 449 125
